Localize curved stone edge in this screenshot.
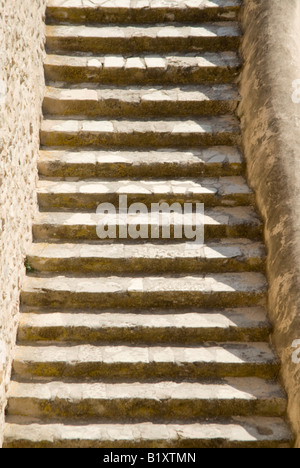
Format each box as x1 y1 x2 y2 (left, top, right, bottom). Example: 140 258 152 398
238 0 300 447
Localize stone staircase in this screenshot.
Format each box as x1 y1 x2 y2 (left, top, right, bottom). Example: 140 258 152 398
3 0 293 448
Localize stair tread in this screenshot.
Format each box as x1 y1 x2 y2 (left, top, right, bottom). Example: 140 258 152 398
19 307 270 332
38 146 243 175
37 177 252 197
13 342 277 366
4 417 292 448
46 0 242 13
44 52 241 85
22 272 267 294
41 116 241 147
41 116 240 135
21 272 267 310
44 84 239 105
33 206 262 227
7 378 285 402
38 147 244 178
45 23 241 55
45 51 241 71
27 239 264 261
46 22 241 39
46 0 243 26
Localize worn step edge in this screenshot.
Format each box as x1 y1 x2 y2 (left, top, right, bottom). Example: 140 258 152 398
46 0 242 25
6 378 287 421
20 273 267 310
26 239 266 274
17 307 271 344
44 52 241 85
4 417 292 448
32 207 263 241
12 342 278 380
40 117 241 148
38 147 245 178
45 23 241 54
43 84 240 117
37 177 253 210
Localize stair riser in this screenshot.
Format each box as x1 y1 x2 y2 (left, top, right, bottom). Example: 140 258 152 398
38 159 244 179
12 361 277 381
21 289 266 310
46 8 241 25
32 223 263 242
44 64 241 85
43 98 239 118
17 325 270 345
26 256 265 275
7 397 286 422
3 438 292 449
37 192 254 211
40 129 241 148
46 36 241 55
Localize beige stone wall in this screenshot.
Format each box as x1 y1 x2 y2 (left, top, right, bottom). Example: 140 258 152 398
0 0 46 445
239 0 300 447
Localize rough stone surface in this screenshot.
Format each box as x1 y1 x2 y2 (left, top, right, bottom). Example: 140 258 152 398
44 51 241 85
2 0 295 448
18 307 271 343
20 272 268 309
32 207 263 241
46 0 242 24
40 116 241 147
239 0 300 446
37 177 254 209
11 343 279 381
3 418 292 449
6 378 287 420
38 147 244 178
0 0 46 446
43 84 240 118
26 239 266 274
45 22 241 54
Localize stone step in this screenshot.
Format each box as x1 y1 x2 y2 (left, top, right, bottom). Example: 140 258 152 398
3 417 292 449
44 52 241 85
21 273 267 310
12 343 277 381
6 379 287 422
38 147 244 179
46 23 241 55
17 307 271 344
26 240 266 274
32 207 263 242
43 84 240 118
40 117 241 148
37 177 254 211
46 0 242 25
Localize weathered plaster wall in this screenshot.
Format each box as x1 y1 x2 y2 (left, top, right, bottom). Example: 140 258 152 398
0 0 46 445
239 0 300 446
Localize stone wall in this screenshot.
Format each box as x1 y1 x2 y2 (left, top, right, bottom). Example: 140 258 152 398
0 0 46 445
239 0 300 447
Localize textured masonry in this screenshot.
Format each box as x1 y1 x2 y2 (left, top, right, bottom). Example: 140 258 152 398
239 0 300 447
1 0 298 448
0 0 46 446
